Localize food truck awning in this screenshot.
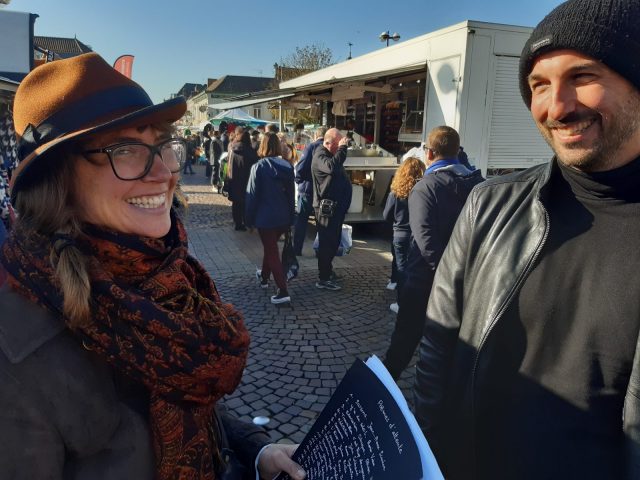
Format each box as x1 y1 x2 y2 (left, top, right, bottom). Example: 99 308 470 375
279 28 436 90
0 75 20 94
211 92 295 111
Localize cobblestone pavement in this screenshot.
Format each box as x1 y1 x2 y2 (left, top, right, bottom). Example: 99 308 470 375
180 167 417 444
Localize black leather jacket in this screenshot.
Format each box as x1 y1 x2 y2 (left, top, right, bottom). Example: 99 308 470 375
414 160 640 479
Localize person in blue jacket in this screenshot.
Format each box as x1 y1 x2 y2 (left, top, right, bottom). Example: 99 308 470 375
245 132 295 304
293 126 326 255
383 156 425 313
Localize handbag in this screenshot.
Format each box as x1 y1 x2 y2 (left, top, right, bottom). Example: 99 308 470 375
281 228 299 282
211 407 250 480
316 199 337 228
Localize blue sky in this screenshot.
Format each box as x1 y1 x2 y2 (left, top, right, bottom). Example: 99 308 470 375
7 0 564 103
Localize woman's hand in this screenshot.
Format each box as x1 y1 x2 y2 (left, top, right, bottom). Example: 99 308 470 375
257 443 306 480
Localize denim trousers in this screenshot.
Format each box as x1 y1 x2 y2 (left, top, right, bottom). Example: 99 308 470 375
392 236 411 301
293 193 313 254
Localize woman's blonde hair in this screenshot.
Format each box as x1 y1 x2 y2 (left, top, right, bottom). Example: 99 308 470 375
13 122 175 329
390 157 425 199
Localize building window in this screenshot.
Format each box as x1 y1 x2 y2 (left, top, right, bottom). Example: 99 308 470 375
253 107 262 119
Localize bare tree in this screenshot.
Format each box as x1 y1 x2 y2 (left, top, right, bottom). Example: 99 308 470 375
277 43 334 80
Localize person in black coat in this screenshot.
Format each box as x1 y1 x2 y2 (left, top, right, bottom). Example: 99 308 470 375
293 127 327 256
227 128 259 230
383 126 484 380
311 128 351 290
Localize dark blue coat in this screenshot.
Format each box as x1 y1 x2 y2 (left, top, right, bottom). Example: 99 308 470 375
245 157 295 229
383 191 411 240
295 138 322 197
405 163 484 290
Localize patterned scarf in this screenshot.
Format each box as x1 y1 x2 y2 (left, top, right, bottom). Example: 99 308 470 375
0 213 250 480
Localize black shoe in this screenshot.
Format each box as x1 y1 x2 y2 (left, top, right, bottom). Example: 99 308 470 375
255 269 268 289
271 289 291 304
315 280 341 291
235 225 247 231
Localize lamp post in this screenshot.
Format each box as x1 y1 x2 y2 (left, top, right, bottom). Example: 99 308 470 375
379 30 400 47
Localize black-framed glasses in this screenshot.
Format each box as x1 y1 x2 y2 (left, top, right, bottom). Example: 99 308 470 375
82 137 187 180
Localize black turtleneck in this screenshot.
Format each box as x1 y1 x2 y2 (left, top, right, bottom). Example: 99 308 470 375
477 157 640 480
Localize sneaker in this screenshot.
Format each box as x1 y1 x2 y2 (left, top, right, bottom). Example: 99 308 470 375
315 280 342 291
271 290 291 304
389 302 399 314
256 269 268 289
386 281 397 291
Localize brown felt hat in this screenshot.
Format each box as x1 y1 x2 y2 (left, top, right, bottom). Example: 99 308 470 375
10 52 186 203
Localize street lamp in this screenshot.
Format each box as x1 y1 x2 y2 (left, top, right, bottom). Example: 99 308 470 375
379 31 400 47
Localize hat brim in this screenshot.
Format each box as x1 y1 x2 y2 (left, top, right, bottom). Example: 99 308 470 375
10 96 186 203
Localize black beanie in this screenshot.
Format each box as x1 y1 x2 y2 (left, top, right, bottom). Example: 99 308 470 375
519 0 640 108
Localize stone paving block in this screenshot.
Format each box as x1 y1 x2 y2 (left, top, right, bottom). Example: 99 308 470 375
278 423 298 436
269 403 287 415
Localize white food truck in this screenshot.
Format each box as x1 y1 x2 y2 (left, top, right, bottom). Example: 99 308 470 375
278 20 552 222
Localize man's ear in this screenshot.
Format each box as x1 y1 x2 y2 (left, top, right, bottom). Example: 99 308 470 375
426 148 435 161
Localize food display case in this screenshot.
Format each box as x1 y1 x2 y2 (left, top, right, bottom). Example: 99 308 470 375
398 110 424 143
341 131 399 223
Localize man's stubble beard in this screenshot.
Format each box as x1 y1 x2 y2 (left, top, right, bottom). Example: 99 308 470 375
538 91 640 172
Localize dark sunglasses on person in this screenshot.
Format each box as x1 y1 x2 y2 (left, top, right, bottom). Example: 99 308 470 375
82 138 187 181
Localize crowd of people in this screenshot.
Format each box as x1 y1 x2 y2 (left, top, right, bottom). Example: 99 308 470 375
0 0 639 478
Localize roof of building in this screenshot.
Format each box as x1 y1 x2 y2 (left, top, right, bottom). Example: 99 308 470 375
176 82 207 99
33 36 93 59
206 75 274 95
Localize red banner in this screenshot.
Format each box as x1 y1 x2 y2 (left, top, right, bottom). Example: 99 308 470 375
113 54 134 78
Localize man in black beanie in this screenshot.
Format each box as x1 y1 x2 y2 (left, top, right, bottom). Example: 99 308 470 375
414 1 640 478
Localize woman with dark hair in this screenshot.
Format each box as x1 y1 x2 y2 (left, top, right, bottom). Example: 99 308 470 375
0 53 304 480
245 133 295 304
383 156 425 313
227 127 259 231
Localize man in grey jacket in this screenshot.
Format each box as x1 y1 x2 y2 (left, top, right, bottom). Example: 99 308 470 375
414 1 640 479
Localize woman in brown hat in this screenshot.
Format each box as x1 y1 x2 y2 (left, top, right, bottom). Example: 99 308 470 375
0 53 305 480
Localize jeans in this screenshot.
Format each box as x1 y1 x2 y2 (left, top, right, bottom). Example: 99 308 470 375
183 157 195 174
392 236 411 302
293 193 313 255
315 207 346 281
258 227 289 292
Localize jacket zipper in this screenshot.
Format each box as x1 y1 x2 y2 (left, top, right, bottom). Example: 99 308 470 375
468 200 550 476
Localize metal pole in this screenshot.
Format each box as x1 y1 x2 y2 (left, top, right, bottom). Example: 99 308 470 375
278 100 284 132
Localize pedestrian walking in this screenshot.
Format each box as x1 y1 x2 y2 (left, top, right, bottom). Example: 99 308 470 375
227 128 259 231
245 132 295 304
